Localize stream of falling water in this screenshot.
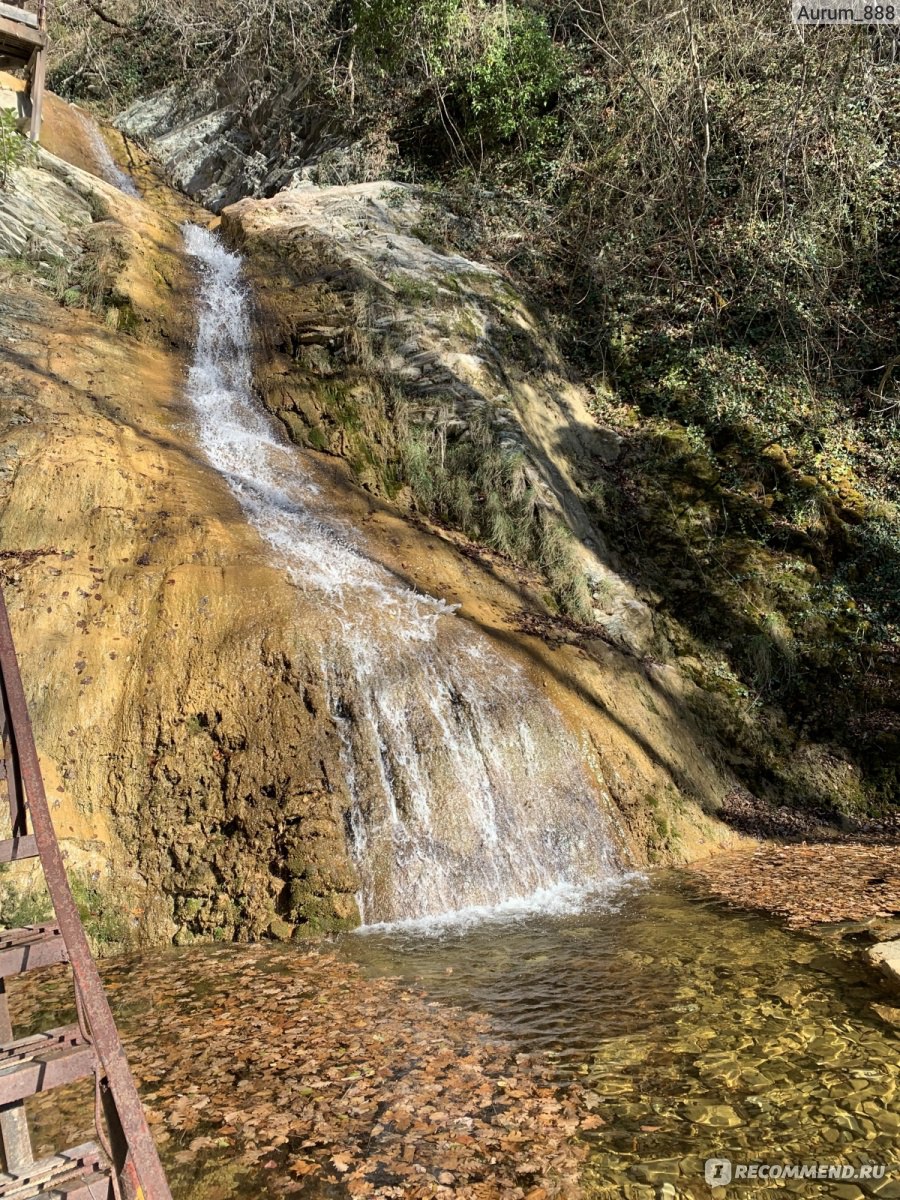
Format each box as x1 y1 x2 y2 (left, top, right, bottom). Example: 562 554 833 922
182 224 622 925
80 114 141 198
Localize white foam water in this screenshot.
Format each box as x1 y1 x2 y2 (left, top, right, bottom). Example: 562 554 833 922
358 874 646 938
182 224 621 925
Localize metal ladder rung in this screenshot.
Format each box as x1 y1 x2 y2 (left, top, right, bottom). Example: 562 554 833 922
0 1025 95 1105
0 838 38 866
30 1178 112 1200
0 1141 111 1200
0 927 67 979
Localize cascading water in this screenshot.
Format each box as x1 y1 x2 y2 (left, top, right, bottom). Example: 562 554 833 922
81 116 141 198
183 224 621 925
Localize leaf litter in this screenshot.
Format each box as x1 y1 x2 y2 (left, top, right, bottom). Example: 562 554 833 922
686 843 900 930
10 944 595 1198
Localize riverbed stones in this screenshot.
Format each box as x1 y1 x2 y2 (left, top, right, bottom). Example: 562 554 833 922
870 1003 900 1029
861 1180 900 1199
681 1100 742 1127
629 1159 681 1185
867 940 900 993
12 943 591 1198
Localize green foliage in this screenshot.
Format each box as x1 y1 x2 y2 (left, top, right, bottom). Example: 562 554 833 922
70 874 129 948
0 874 52 928
306 425 328 452
389 272 440 306
0 254 37 280
840 517 900 635
353 0 465 75
53 224 136 330
398 407 592 620
0 109 28 189
0 869 128 950
355 0 562 152
462 7 563 146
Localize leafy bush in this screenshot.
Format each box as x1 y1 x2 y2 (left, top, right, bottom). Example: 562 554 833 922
462 8 563 147
0 109 27 188
353 0 465 75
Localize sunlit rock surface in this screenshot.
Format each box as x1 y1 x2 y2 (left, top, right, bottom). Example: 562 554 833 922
222 181 656 656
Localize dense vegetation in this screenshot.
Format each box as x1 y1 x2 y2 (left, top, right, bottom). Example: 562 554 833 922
50 0 899 813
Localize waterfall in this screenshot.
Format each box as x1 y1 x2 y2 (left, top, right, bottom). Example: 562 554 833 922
182 224 620 926
82 117 141 198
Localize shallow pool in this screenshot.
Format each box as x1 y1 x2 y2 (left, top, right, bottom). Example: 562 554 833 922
345 873 900 1197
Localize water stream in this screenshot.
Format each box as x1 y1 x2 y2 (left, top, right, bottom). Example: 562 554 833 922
182 223 621 925
347 876 900 1195
81 115 141 198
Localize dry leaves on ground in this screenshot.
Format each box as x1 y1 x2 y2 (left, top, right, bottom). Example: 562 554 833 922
687 843 900 930
12 946 592 1199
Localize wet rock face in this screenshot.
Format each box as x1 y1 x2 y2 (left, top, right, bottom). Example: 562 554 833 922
0 144 361 944
115 620 362 943
220 181 657 657
108 102 641 646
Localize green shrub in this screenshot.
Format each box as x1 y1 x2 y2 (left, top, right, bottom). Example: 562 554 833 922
0 875 52 928
0 109 27 189
70 874 129 949
354 0 465 74
462 8 563 147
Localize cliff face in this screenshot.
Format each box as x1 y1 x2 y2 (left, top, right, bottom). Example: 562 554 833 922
0 108 359 944
0 316 361 943
114 86 363 213
0 89 753 946
216 184 748 872
220 181 656 655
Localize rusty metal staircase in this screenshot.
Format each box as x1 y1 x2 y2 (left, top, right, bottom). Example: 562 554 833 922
0 588 173 1200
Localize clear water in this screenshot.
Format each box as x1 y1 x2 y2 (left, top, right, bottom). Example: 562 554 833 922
17 879 899 1199
346 875 900 1196
181 224 620 924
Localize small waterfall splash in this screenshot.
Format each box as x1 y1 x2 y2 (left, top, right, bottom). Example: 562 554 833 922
183 224 620 926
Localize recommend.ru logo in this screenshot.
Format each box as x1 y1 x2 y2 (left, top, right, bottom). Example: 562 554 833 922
704 1158 892 1187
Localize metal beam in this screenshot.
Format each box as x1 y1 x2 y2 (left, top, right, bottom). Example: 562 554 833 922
0 15 44 49
0 4 39 29
0 590 174 1200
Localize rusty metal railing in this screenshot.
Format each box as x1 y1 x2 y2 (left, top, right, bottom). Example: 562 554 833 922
0 585 173 1200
